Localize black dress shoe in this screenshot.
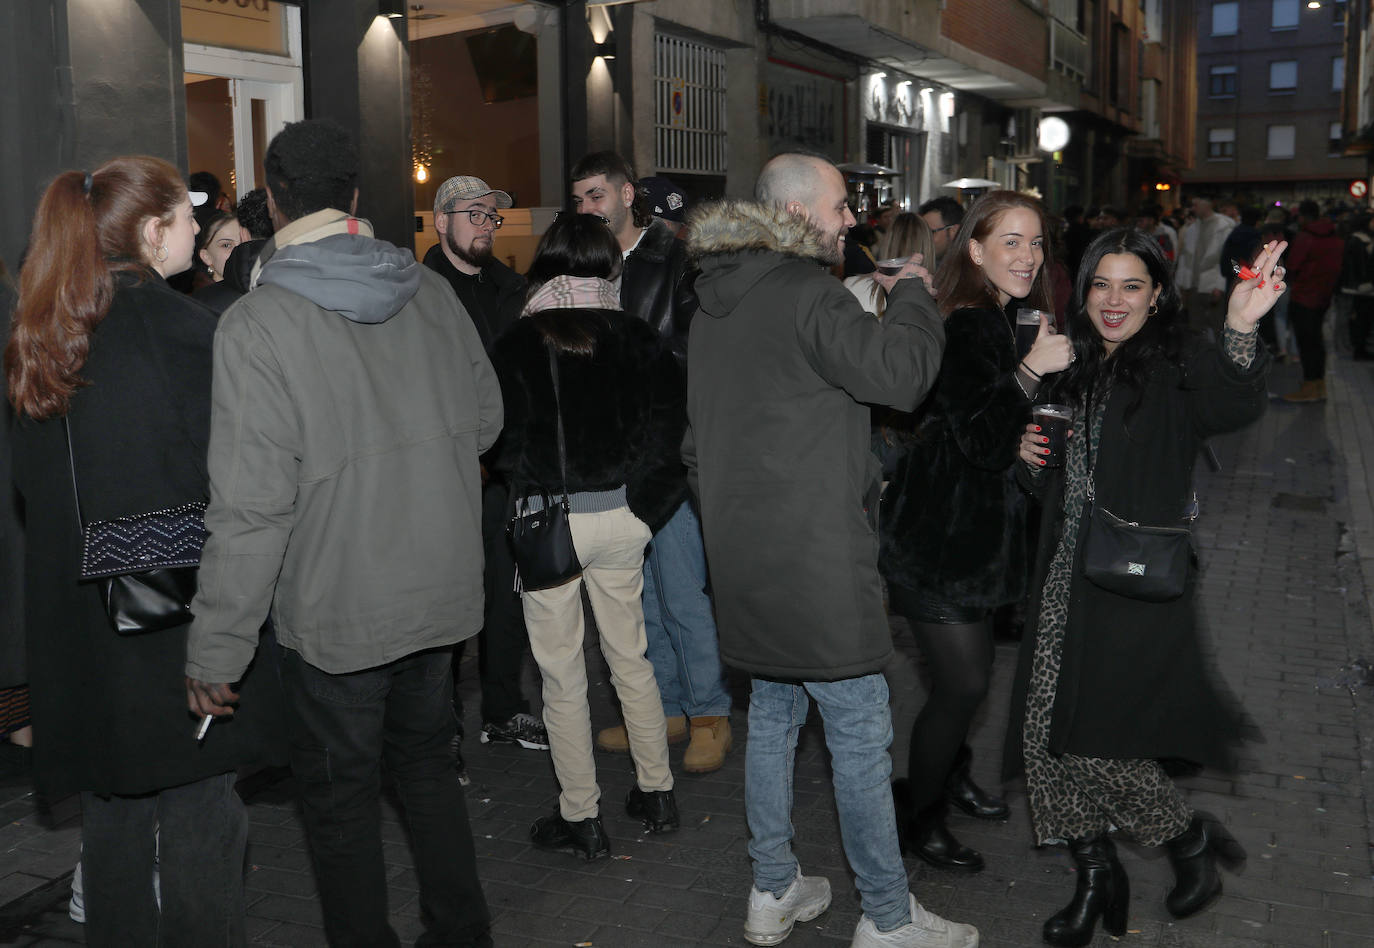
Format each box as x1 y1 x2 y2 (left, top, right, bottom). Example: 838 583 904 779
626 787 680 833
945 744 1009 821
891 783 984 872
530 812 611 860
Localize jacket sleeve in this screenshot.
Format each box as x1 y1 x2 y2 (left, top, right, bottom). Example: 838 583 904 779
1287 231 1313 290
465 315 504 455
939 310 1030 471
1183 340 1270 440
667 251 699 367
487 329 529 479
796 274 945 411
626 336 688 533
185 317 301 684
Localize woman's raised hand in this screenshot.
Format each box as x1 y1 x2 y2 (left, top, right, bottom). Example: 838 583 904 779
1019 421 1073 467
1226 239 1288 333
873 253 937 296
1022 314 1073 378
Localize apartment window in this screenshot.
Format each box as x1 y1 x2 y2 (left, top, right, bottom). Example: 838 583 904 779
1271 0 1298 30
1208 127 1236 159
1330 122 1344 155
1333 56 1345 91
1270 60 1297 92
1334 0 1348 27
1212 2 1238 36
1268 124 1296 158
1209 65 1237 97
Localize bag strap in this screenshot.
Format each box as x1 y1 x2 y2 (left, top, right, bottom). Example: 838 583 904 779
545 338 571 503
61 416 87 531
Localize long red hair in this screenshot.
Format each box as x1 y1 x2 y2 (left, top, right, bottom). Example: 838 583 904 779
6 156 186 420
933 190 1054 317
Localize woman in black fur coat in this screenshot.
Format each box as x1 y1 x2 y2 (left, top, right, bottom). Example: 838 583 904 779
879 191 1072 871
490 215 685 862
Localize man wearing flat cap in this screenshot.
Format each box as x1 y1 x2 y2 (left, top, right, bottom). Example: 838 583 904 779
423 176 548 781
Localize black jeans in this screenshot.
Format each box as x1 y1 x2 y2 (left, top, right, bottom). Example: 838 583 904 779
1351 296 1374 355
81 772 247 947
1289 301 1327 381
453 478 530 725
279 645 492 948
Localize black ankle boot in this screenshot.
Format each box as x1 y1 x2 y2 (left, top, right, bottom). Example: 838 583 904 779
530 812 611 860
1042 835 1128 947
896 787 983 872
1164 812 1246 918
945 744 1009 820
626 787 680 834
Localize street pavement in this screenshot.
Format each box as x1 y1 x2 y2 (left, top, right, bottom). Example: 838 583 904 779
1 352 1373 947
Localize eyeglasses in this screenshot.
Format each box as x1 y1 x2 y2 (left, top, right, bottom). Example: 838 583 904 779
445 208 504 230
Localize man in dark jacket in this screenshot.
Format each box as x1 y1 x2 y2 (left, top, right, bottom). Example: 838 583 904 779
424 175 548 778
1284 200 1345 402
685 153 977 948
571 151 734 774
186 120 496 948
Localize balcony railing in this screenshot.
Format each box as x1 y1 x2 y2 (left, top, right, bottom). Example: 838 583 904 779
1050 18 1088 81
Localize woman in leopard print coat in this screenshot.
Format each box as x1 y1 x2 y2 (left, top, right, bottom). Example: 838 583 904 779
1005 228 1281 947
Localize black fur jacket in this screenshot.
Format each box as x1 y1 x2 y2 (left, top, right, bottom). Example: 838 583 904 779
879 304 1030 608
490 307 686 534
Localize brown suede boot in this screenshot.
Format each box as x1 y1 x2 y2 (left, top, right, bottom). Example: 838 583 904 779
596 715 687 753
1282 379 1327 403
683 716 732 773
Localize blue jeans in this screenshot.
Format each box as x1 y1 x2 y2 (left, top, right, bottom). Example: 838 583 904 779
745 674 911 932
81 772 247 947
642 501 731 718
279 645 492 948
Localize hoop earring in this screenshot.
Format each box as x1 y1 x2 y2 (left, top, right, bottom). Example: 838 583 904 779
154 244 169 263
1148 304 1158 315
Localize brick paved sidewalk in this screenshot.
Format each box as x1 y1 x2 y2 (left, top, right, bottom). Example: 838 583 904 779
2 358 1374 947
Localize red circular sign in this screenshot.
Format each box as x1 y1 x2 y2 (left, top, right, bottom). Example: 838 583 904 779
1351 180 1368 198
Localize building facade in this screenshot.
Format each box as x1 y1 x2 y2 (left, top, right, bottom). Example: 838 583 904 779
1184 0 1363 207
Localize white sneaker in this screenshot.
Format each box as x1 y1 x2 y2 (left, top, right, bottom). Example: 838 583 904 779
68 859 84 924
744 871 832 946
850 894 979 948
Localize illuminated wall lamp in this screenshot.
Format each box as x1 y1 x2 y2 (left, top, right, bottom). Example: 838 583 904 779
594 37 617 60
379 0 405 17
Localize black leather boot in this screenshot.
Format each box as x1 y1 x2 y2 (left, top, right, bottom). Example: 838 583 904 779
626 787 680 834
1164 812 1246 918
1042 835 1128 947
892 781 984 872
530 812 611 861
945 744 1009 820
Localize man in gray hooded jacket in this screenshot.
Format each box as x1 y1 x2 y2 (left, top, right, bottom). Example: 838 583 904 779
186 120 498 947
685 153 977 948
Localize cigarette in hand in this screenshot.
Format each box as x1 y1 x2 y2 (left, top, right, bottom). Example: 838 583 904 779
196 714 213 742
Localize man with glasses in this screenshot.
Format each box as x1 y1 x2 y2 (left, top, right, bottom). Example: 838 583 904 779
569 151 734 774
918 196 965 266
423 176 549 780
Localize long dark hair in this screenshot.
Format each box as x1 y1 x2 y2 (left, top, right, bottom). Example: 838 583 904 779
524 214 623 356
6 156 187 420
934 190 1054 317
1043 227 1185 418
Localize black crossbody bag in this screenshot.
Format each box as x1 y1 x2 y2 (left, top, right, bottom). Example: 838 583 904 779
65 418 207 634
506 340 582 592
1079 406 1195 603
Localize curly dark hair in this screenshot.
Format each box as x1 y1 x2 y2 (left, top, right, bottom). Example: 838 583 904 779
1043 227 1185 423
235 187 274 239
569 150 650 229
263 120 359 222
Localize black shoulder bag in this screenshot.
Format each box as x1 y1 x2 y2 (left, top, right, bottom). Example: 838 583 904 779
1079 404 1195 603
506 340 582 592
64 418 207 634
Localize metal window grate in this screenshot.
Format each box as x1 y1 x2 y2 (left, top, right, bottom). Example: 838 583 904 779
654 34 727 175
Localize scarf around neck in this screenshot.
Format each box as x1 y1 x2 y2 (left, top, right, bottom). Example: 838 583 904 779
522 274 622 316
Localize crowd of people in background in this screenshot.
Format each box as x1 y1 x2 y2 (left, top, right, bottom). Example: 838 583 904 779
0 122 1353 948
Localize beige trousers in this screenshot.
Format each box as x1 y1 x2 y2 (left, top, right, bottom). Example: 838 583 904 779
521 506 672 820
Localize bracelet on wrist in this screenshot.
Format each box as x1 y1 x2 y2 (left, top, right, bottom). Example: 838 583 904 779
1020 361 1042 381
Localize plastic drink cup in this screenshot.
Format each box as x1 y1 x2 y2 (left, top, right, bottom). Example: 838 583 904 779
1032 404 1072 467
876 257 909 276
1016 308 1050 359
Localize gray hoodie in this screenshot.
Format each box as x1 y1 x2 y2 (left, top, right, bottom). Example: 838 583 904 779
187 210 503 681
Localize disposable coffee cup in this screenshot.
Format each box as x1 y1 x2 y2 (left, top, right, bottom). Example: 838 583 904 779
1016 308 1051 360
876 256 909 276
1032 404 1072 468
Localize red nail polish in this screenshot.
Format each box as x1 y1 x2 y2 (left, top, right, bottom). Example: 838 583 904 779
1039 458 1046 466
1033 425 1041 432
